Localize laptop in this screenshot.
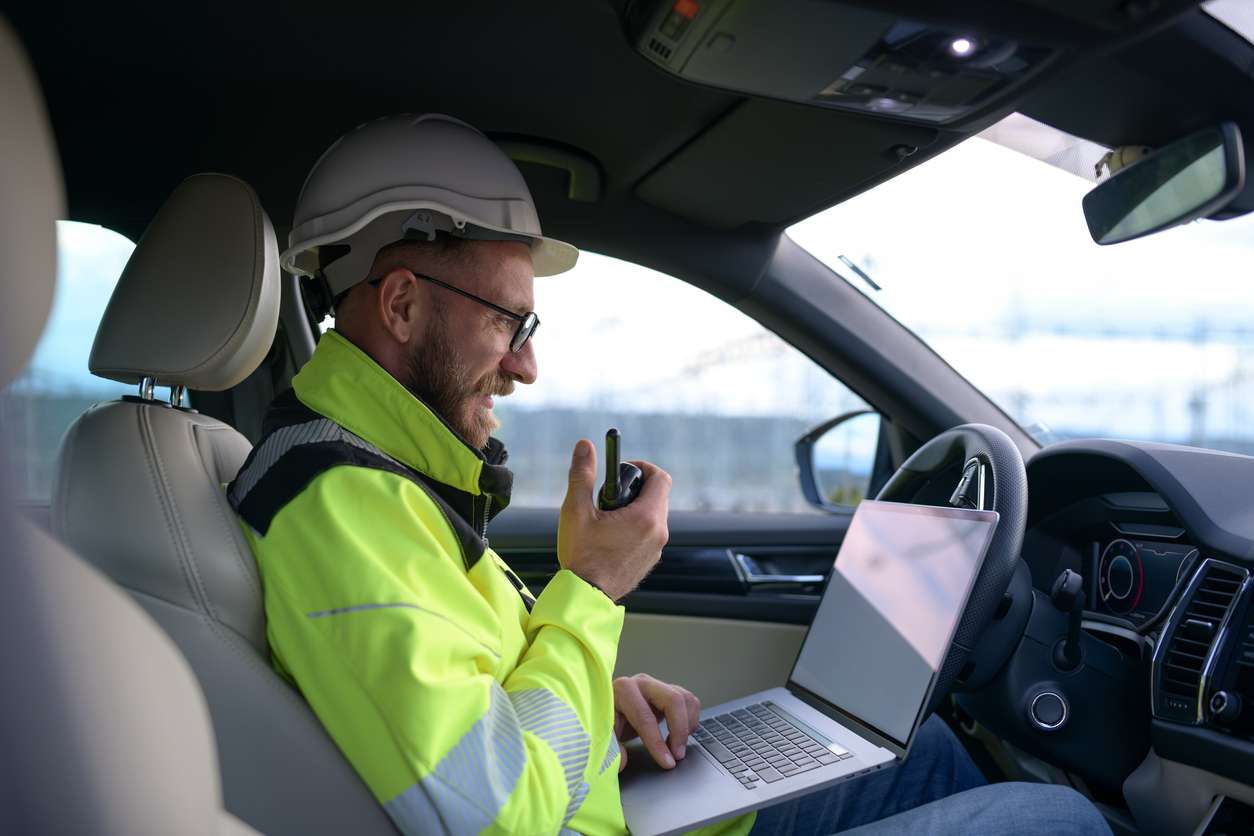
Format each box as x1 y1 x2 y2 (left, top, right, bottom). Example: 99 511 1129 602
619 500 999 836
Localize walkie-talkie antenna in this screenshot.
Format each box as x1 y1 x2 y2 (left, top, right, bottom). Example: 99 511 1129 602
603 427 622 503
598 427 643 511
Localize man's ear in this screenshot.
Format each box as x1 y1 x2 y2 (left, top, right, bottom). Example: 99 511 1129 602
374 268 422 345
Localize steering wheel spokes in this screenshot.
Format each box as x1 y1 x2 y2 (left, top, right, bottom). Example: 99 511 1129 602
949 457 988 510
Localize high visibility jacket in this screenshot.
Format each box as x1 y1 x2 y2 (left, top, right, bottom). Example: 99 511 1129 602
227 329 629 835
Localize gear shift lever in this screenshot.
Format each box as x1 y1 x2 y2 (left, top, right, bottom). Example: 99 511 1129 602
1050 569 1085 671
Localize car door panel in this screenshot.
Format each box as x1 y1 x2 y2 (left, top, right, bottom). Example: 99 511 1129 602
493 507 851 621
492 506 852 701
614 613 806 707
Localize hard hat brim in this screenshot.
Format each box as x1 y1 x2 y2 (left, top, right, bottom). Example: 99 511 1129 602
282 198 579 294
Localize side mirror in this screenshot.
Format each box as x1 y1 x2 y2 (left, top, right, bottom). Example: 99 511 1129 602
795 410 881 511
1082 122 1245 245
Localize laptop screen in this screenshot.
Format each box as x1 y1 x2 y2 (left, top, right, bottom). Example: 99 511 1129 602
788 500 998 751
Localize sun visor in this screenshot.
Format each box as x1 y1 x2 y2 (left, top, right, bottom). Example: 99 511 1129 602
636 99 938 228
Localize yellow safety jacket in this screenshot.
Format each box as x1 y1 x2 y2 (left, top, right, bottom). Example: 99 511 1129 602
228 329 753 835
227 329 628 835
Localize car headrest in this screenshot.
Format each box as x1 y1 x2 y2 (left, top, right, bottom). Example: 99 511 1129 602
0 17 64 389
89 174 280 392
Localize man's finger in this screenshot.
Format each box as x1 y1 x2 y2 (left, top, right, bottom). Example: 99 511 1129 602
641 677 690 761
563 440 597 511
621 462 672 534
630 462 672 506
614 711 632 742
617 679 675 769
681 688 702 737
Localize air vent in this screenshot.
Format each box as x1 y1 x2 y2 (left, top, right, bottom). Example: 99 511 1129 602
1155 560 1247 723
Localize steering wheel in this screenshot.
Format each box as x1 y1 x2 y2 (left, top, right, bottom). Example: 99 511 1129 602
875 423 1028 715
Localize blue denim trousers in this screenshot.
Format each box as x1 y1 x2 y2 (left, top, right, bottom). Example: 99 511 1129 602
749 716 1111 835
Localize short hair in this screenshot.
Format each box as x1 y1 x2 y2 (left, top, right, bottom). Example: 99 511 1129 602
366 233 473 283
333 234 473 310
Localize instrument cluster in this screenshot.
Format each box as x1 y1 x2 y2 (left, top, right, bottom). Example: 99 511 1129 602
1092 538 1198 624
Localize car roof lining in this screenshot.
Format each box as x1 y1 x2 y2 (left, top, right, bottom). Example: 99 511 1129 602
9 0 1240 262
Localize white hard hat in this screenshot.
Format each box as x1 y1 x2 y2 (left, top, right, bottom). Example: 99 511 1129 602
283 113 578 298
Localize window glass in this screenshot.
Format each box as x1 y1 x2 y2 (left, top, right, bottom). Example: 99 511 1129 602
789 114 1254 454
1 222 134 500
496 252 869 512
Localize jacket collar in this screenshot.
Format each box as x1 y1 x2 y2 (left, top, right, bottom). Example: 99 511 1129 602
291 329 512 501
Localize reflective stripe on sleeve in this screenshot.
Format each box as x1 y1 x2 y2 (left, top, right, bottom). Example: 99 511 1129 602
598 736 620 775
508 688 591 810
383 682 524 834
381 684 596 834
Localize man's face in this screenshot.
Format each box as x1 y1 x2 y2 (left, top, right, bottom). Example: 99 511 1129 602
402 240 538 450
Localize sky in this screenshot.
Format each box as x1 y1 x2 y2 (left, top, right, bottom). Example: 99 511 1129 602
789 134 1254 443
16 221 135 396
18 120 1254 450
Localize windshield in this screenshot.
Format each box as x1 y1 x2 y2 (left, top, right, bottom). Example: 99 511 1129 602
789 115 1254 454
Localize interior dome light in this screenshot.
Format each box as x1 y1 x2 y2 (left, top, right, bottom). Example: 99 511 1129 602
948 37 975 56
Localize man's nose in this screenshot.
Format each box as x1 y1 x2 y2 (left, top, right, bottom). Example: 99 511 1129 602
500 338 538 385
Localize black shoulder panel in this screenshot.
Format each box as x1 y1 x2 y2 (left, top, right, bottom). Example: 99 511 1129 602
227 393 490 571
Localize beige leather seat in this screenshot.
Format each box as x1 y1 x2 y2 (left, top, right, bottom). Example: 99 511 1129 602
51 177 397 834
0 16 255 835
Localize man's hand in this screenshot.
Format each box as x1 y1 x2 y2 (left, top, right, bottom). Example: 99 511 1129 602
613 674 701 771
558 439 671 602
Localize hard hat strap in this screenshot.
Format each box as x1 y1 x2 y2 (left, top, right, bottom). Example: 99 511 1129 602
304 269 337 323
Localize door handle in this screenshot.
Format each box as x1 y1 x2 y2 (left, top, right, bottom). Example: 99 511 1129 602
728 551 825 588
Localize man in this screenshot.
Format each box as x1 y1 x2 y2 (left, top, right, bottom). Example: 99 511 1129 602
228 114 1109 835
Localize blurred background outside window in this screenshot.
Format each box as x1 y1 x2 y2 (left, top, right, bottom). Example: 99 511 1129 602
790 114 1254 461
1 222 132 501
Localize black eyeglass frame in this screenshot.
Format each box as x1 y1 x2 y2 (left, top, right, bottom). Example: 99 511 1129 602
370 270 539 353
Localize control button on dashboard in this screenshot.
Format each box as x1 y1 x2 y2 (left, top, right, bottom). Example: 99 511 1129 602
1029 691 1068 732
1210 690 1242 724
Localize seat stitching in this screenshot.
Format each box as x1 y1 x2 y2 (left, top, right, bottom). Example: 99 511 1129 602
195 421 262 601
142 404 218 622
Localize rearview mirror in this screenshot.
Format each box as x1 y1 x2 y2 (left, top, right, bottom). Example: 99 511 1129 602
1082 122 1245 245
795 410 881 511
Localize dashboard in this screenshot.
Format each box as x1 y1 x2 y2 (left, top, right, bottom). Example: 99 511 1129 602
1020 486 1203 633
1007 438 1254 794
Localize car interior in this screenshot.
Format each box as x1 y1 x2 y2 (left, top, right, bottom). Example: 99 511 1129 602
5 1 1254 834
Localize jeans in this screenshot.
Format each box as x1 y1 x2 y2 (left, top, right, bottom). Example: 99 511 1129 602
750 716 1111 835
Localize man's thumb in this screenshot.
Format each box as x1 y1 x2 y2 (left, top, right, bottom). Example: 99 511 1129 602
567 439 598 503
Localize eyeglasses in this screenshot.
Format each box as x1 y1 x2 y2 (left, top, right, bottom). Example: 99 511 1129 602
370 270 539 353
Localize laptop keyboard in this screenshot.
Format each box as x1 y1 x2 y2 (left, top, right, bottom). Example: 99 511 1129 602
691 701 853 789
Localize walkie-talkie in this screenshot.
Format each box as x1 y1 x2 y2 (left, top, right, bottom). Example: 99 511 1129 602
598 428 643 511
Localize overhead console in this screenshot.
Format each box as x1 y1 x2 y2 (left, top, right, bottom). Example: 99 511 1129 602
629 0 1055 124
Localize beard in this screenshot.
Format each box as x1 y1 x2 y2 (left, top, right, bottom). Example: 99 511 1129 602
403 313 514 450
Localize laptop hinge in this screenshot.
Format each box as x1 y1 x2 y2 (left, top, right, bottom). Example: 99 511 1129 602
786 682 908 761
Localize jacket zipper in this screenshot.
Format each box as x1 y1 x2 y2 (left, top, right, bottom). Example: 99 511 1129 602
479 494 489 547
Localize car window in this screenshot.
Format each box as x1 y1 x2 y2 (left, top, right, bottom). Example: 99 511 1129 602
789 113 1254 455
0 222 134 501
497 252 869 512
